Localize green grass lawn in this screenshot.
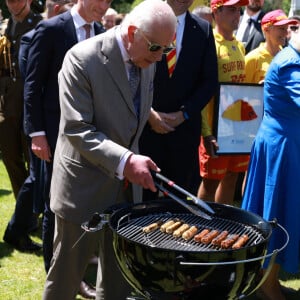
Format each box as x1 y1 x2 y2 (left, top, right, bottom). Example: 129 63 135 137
0 158 299 299
0 159 94 299
0 159 45 299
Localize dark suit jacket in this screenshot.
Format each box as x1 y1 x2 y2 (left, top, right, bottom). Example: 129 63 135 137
152 13 218 136
243 11 265 54
19 29 35 80
140 12 218 192
23 11 104 149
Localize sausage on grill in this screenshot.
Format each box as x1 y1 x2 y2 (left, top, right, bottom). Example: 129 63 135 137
160 220 175 233
173 223 190 238
232 234 249 249
142 220 163 233
201 230 220 244
194 229 210 242
166 221 183 234
182 226 198 240
211 230 229 246
221 234 239 249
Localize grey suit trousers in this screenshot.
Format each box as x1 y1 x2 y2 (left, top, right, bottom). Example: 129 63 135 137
43 215 131 300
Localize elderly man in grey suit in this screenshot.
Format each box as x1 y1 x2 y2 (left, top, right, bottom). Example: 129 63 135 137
43 0 177 299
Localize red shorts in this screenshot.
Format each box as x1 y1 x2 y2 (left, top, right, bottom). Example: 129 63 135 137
199 138 249 180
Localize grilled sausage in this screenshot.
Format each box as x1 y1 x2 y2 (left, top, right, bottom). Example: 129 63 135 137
194 229 210 242
166 221 183 234
211 230 229 246
160 220 175 232
232 234 249 249
182 226 198 240
201 230 220 244
142 220 163 233
220 234 239 249
173 223 190 238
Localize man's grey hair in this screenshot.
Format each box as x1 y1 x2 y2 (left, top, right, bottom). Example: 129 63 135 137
121 0 177 34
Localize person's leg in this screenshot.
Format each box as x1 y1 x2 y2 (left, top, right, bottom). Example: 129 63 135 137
43 215 99 300
0 116 28 199
198 144 227 202
96 227 132 300
215 171 239 205
3 146 42 251
42 161 54 273
197 178 220 202
257 264 286 300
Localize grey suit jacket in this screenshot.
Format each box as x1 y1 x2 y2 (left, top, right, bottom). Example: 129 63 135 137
50 28 155 224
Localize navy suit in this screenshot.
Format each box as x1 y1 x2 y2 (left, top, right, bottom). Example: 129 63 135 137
4 24 47 254
242 11 265 54
23 10 104 271
140 13 218 198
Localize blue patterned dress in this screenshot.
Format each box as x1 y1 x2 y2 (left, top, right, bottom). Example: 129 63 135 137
242 43 300 273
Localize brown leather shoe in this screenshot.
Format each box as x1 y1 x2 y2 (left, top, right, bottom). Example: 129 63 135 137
78 281 96 299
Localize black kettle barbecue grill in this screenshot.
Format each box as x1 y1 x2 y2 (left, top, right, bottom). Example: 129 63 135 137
82 174 288 300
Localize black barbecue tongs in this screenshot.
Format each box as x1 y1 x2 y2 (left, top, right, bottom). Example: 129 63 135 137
151 171 215 220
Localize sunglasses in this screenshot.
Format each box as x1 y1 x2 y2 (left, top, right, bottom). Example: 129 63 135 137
290 25 299 31
138 29 175 54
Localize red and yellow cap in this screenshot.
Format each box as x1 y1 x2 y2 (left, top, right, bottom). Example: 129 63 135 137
210 0 249 12
261 10 298 29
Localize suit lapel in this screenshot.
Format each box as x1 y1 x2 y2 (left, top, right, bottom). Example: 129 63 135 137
94 22 105 35
101 30 136 116
60 11 78 46
174 12 193 73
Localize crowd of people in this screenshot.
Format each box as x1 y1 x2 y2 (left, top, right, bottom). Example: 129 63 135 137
0 0 299 299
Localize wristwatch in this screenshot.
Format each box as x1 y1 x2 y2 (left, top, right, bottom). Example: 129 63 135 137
180 106 189 120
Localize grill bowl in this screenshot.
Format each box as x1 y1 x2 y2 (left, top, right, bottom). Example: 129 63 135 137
108 199 273 299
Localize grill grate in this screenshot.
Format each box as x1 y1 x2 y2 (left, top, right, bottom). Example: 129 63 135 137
116 212 265 252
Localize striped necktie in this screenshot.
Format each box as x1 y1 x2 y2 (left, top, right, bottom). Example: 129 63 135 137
83 23 91 39
166 33 176 77
128 61 141 117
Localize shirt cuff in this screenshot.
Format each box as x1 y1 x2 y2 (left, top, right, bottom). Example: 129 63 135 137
115 151 133 180
29 131 46 137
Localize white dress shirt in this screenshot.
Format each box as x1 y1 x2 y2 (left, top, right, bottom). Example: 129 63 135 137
236 10 261 42
176 12 186 58
70 5 95 42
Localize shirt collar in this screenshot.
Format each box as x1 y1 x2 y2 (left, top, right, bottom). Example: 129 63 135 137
245 10 261 22
176 12 186 28
71 5 95 30
115 26 130 64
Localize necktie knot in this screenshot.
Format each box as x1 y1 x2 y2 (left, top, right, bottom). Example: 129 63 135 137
83 23 91 39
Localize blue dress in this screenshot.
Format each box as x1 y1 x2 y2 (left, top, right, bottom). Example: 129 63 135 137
242 44 300 274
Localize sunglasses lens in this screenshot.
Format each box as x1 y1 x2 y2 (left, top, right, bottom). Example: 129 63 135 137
163 46 175 54
149 44 162 52
290 26 299 31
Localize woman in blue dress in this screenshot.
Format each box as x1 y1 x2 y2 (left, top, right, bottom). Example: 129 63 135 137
242 28 300 299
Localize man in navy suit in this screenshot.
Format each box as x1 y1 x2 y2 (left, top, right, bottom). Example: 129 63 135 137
236 0 265 53
140 0 219 200
7 0 108 298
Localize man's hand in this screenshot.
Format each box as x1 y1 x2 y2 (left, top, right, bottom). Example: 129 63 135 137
148 109 176 134
123 154 160 192
203 135 219 157
31 135 52 162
